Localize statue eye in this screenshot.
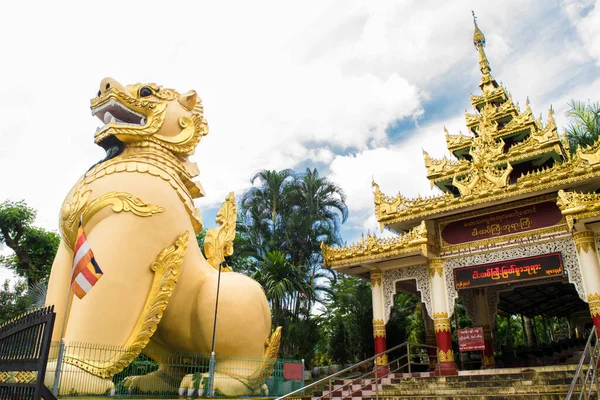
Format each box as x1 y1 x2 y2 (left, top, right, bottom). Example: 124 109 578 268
140 87 153 97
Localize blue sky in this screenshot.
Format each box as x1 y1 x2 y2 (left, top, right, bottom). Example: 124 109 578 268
1 0 600 282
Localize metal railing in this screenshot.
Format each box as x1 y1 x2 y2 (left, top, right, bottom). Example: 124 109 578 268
48 341 303 397
276 342 440 400
566 326 599 400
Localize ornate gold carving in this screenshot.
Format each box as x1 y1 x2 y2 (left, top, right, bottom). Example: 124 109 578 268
0 371 36 383
63 231 189 378
428 258 444 277
62 141 205 244
573 230 596 254
60 190 164 249
588 293 600 318
204 192 236 272
433 312 451 333
370 269 382 287
376 354 389 366
373 319 386 338
322 221 427 269
438 349 455 363
557 190 600 231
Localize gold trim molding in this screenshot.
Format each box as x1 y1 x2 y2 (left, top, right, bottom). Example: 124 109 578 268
370 269 382 287
428 258 444 277
63 231 189 378
588 293 600 318
373 319 386 338
433 312 451 333
60 190 164 249
573 230 596 254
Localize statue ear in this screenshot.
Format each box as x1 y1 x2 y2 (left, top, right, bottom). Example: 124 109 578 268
178 90 198 110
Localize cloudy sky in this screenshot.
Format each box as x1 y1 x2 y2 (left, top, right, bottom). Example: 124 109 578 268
1 0 600 283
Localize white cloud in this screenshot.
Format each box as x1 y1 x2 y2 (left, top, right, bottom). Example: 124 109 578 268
0 0 599 256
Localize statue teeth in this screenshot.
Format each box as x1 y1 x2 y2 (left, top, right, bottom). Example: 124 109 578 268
104 112 114 124
141 118 146 125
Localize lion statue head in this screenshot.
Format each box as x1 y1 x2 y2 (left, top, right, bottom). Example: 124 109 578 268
90 77 208 162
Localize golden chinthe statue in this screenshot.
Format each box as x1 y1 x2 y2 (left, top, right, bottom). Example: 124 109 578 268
44 78 280 396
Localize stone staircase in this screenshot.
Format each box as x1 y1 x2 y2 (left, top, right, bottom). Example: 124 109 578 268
309 365 586 400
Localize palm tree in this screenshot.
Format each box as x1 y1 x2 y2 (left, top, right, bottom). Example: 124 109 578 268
289 168 348 285
565 100 600 153
252 250 313 327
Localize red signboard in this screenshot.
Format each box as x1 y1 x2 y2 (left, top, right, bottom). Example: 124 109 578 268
440 201 562 245
283 362 303 380
458 327 485 352
454 253 564 290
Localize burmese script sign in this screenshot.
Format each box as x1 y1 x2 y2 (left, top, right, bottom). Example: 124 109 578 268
458 327 485 352
454 253 564 290
441 201 562 245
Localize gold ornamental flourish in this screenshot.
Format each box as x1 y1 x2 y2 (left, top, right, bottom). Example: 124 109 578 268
588 293 600 318
373 319 386 338
375 354 389 366
573 230 596 254
438 349 455 363
322 220 428 268
60 190 164 249
433 312 451 333
558 190 600 231
63 231 189 378
204 192 236 272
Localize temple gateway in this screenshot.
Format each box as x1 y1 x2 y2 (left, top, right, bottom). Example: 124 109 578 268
322 17 600 376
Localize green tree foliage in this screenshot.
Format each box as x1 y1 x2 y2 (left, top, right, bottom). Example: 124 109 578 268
565 100 600 153
0 280 31 323
238 168 348 363
0 200 60 285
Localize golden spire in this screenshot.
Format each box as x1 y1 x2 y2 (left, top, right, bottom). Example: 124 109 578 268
472 11 497 92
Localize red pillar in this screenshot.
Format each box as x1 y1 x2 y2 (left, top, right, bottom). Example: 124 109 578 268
434 312 458 375
373 319 389 375
482 330 495 368
589 294 600 332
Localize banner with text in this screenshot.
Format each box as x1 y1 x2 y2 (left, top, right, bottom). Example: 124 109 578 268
458 327 485 352
441 201 563 245
454 253 564 290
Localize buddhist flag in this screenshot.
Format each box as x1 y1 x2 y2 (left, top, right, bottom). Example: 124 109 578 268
71 221 103 299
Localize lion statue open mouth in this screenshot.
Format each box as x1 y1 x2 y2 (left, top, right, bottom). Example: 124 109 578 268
45 78 280 397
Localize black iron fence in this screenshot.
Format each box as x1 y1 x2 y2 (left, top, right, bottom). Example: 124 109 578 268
0 306 57 400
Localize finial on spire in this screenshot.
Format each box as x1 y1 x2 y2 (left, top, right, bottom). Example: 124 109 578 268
472 11 485 47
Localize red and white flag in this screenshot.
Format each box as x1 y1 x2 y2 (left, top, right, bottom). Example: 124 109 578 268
71 221 103 299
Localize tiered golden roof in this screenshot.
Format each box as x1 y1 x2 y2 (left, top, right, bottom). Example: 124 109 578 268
322 14 600 273
373 15 584 232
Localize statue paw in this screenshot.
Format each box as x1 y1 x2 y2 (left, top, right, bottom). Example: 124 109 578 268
120 371 180 394
178 372 266 397
44 361 115 396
